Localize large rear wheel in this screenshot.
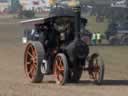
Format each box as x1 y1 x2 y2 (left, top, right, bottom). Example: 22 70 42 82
54 53 69 85
24 41 44 83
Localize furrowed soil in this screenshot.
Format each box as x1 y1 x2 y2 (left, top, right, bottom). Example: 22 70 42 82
0 16 128 96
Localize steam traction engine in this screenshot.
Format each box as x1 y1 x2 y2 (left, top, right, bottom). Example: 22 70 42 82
21 2 104 85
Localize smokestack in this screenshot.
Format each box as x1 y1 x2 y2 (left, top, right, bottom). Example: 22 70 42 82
73 6 81 39
68 0 81 39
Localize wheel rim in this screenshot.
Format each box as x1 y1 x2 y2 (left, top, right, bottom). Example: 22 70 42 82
89 58 100 80
24 44 38 80
54 56 64 84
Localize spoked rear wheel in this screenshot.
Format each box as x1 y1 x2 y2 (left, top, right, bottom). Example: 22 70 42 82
24 41 44 83
54 53 69 85
88 53 104 85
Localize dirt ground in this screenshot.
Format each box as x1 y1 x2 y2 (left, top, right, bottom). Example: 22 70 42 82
0 16 128 96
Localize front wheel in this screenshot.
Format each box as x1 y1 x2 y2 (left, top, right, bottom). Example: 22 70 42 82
54 53 69 85
88 53 104 85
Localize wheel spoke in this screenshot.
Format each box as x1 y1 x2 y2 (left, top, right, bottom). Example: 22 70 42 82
56 63 64 72
94 72 97 80
57 65 60 70
55 68 64 82
89 64 100 80
54 67 60 80
55 59 61 70
26 62 31 65
59 68 64 72
27 54 37 77
28 65 35 75
32 57 37 64
33 63 37 69
57 57 64 71
27 51 34 58
58 57 63 67
58 73 64 81
91 64 100 80
31 46 36 57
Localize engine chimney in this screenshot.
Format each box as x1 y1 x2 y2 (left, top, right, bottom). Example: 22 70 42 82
73 6 81 39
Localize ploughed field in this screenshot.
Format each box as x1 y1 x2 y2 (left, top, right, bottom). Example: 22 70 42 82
0 16 128 96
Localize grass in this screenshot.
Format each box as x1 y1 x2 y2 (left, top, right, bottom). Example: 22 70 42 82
86 16 108 33
90 46 128 79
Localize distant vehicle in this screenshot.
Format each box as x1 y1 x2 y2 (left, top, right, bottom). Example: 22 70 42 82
111 0 127 8
105 21 128 45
